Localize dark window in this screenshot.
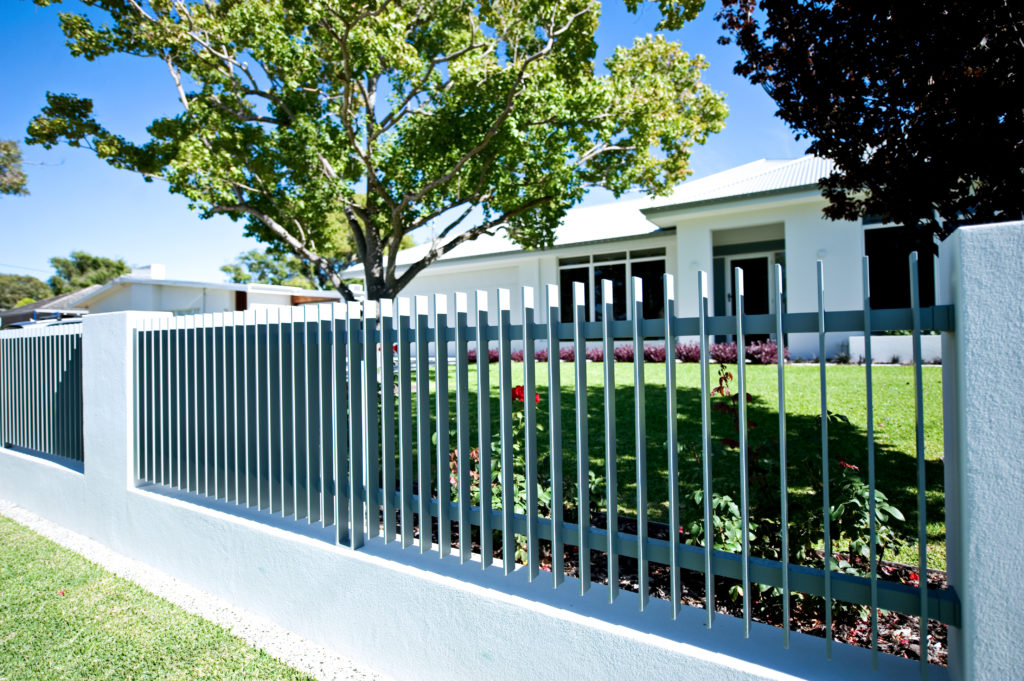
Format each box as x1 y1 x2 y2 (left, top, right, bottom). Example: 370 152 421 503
630 247 666 259
235 290 248 311
864 227 935 309
594 263 627 321
632 259 666 319
559 267 589 322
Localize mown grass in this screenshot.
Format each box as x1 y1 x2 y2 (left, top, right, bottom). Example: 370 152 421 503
426 361 944 569
0 514 314 681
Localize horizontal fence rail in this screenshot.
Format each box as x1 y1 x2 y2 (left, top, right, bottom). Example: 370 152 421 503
133 255 955 673
0 325 85 463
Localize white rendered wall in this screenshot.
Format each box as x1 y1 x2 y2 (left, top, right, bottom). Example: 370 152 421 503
848 334 943 364
247 291 292 308
938 222 1024 681
671 193 863 358
0 309 942 681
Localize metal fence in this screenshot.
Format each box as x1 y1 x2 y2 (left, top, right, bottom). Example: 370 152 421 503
133 254 957 674
0 324 84 462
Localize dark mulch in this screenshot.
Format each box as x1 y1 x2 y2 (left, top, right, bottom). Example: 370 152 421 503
395 508 948 667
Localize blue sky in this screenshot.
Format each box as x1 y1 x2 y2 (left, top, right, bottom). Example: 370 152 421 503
0 0 805 284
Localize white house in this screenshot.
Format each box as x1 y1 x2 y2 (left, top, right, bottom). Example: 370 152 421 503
0 264 342 328
346 156 934 359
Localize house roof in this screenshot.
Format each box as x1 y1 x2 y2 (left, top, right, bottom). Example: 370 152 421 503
81 275 342 308
642 155 834 217
0 286 100 326
344 156 833 277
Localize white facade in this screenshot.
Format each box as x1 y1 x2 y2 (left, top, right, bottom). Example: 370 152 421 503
77 268 341 316
347 157 910 359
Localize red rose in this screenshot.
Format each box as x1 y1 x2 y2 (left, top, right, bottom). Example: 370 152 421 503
512 385 525 401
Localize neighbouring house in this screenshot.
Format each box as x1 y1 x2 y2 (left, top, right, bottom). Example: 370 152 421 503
344 156 935 359
0 264 342 328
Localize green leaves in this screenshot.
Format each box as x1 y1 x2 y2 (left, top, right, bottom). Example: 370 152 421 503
0 140 29 196
27 0 727 299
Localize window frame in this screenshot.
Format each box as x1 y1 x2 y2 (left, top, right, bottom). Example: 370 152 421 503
557 248 667 322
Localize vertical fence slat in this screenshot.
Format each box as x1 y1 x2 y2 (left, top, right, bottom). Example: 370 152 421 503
140 323 149 479
664 274 679 618
347 301 365 549
363 301 380 538
177 316 186 491
861 256 879 666
67 330 74 461
380 299 396 544
910 251 929 677
454 292 472 564
319 305 332 525
601 279 618 604
698 271 715 627
735 267 751 637
498 289 513 573
398 298 415 549
167 315 176 488
817 260 833 659
572 281 590 594
303 306 315 521
632 277 649 611
204 315 213 497
434 295 451 558
334 303 350 545
775 264 791 648
275 308 285 516
477 290 493 568
190 315 199 494
523 286 539 582
415 296 432 553
546 284 564 588
1 336 6 447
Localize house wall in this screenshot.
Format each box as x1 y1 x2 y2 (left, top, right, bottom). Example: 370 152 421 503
390 233 677 333
86 284 235 315
671 193 863 359
248 291 293 309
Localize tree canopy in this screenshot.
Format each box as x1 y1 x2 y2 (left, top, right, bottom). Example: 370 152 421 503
221 249 320 289
0 140 28 196
28 0 727 300
0 274 52 309
718 0 1024 243
49 251 131 294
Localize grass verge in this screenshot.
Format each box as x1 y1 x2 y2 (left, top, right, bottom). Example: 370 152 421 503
0 513 314 681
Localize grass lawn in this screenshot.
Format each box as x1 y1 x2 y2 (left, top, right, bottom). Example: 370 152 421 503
0 514 314 681
422 361 944 570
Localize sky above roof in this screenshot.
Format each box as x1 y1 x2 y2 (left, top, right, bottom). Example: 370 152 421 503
0 1 807 285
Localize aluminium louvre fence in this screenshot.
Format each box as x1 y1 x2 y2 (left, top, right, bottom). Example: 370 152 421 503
0 323 84 463
133 254 957 675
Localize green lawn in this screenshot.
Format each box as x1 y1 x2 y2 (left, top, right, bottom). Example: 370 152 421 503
423 361 944 570
0 514 314 681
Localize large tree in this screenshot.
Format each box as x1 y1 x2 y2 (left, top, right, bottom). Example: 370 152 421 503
27 0 727 300
0 274 52 309
0 140 28 196
222 248 322 289
718 0 1024 243
49 251 131 294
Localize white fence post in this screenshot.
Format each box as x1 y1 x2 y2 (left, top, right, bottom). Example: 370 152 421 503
81 311 171 545
939 221 1024 681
